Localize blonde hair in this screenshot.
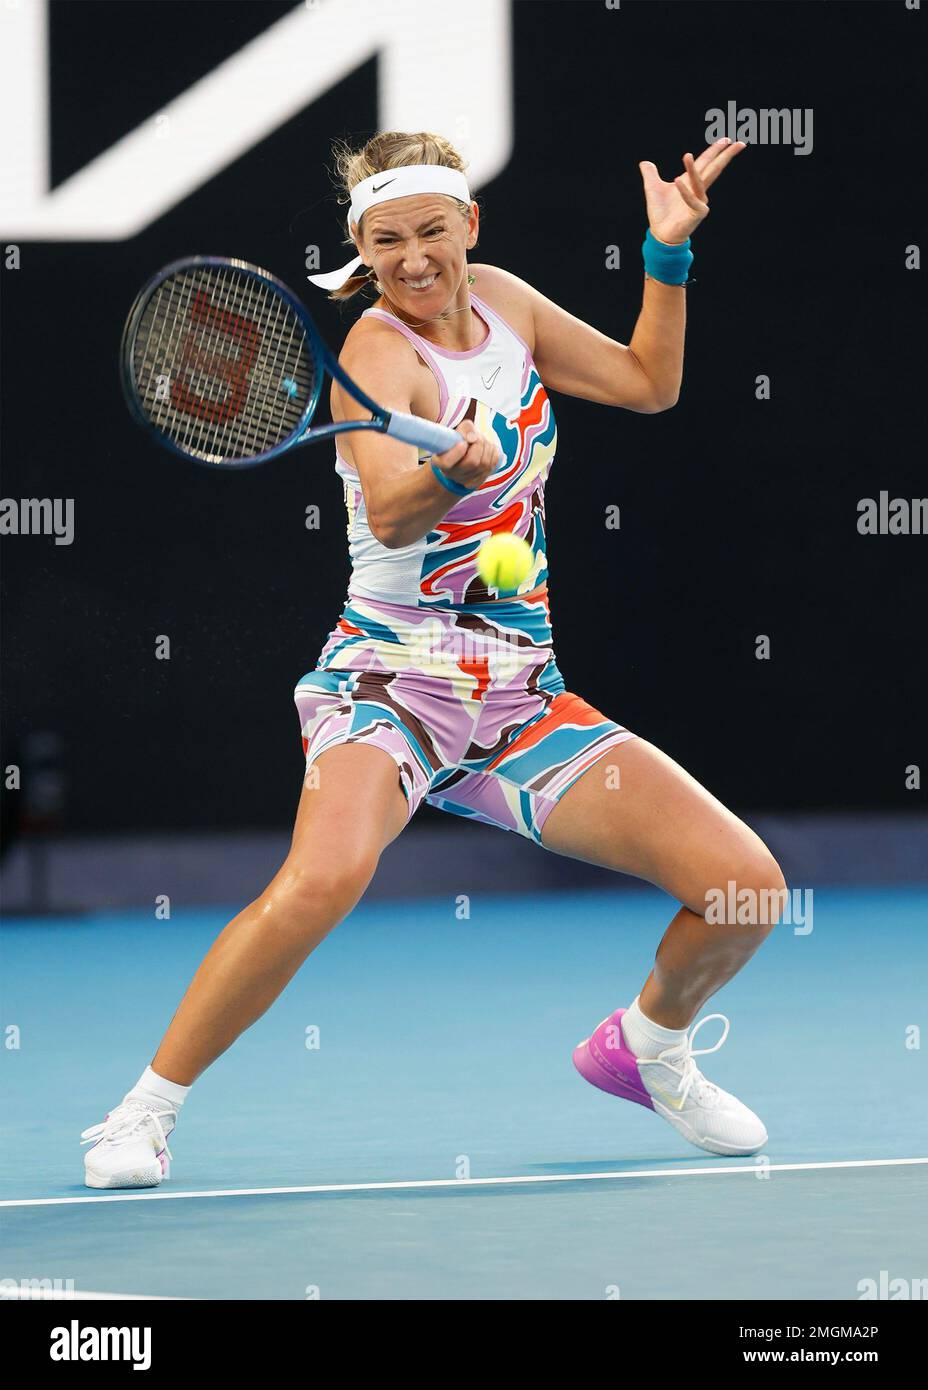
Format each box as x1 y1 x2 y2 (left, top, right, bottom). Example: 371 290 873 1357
325 131 477 302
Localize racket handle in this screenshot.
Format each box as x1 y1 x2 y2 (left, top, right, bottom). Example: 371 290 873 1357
384 410 461 457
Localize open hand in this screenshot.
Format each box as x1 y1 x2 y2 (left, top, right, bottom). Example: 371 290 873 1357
639 138 745 244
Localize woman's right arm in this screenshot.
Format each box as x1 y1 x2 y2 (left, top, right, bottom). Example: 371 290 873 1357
335 330 502 550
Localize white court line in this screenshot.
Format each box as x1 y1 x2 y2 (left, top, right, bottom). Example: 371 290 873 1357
2 1156 926 1208
2 1289 185 1301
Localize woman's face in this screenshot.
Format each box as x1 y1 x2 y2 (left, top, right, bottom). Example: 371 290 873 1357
352 193 478 312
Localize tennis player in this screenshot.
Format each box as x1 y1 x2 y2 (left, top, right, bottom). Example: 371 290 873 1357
82 131 787 1189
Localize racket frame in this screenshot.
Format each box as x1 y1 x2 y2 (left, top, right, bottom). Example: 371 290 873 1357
120 255 460 470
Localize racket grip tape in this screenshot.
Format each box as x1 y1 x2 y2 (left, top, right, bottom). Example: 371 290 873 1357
384 410 461 457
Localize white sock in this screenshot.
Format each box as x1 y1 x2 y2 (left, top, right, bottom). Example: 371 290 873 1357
126 1065 191 1114
621 996 689 1059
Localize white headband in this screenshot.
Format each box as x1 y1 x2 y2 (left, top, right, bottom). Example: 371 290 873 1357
307 164 473 291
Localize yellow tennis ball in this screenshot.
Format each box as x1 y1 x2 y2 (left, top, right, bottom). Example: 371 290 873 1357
476 533 534 591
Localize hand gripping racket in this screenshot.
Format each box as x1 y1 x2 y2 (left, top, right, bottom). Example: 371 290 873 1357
120 256 462 468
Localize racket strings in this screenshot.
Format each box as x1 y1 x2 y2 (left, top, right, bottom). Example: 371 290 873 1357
131 265 316 463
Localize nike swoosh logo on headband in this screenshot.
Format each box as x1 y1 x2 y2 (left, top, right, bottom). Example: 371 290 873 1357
372 179 397 192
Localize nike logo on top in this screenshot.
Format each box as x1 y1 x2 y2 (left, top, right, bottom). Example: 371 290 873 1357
482 365 502 390
372 179 396 192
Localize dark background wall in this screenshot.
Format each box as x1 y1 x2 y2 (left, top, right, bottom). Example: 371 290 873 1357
1 0 924 836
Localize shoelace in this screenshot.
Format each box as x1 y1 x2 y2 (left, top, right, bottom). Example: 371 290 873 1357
80 1100 175 1160
638 1012 731 1109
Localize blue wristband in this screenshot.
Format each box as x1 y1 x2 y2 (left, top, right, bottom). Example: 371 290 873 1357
430 460 474 496
641 227 693 285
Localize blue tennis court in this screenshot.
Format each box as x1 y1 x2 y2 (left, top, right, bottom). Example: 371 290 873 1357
3 885 925 1300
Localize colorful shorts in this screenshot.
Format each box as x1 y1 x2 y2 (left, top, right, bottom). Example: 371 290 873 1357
293 588 636 846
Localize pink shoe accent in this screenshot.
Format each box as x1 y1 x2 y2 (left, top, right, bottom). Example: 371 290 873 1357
572 1007 655 1110
157 1149 169 1176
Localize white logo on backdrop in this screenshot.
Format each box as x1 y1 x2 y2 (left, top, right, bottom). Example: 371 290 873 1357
0 0 512 239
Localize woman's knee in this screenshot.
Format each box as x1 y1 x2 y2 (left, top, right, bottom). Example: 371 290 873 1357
266 851 379 927
700 844 788 935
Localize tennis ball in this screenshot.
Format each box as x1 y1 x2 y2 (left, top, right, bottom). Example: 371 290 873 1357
476 532 534 591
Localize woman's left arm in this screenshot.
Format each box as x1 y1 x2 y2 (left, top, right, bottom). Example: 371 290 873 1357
500 138 746 414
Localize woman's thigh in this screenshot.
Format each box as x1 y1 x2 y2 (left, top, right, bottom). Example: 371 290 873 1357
280 743 411 894
540 737 783 915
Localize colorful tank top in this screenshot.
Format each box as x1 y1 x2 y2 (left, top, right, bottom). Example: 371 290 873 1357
333 290 557 610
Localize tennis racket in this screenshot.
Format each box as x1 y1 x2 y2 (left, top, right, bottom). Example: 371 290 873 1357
120 255 463 469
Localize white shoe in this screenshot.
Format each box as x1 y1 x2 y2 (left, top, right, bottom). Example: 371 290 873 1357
81 1098 176 1189
573 1009 768 1156
636 1014 768 1155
